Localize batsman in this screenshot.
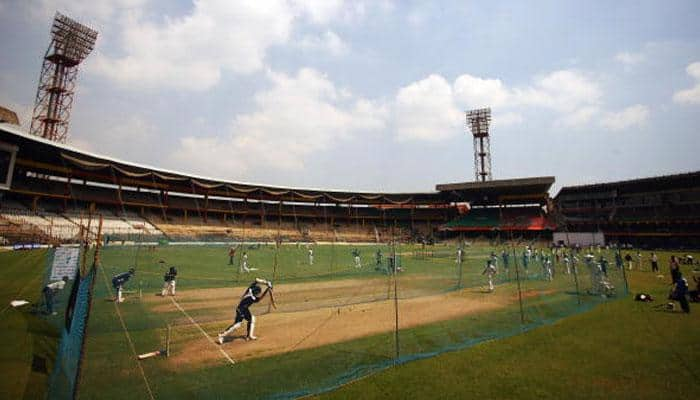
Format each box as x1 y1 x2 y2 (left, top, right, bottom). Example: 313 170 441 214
218 278 273 344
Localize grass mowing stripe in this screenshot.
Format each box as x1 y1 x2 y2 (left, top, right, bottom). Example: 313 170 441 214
98 264 156 400
169 296 236 365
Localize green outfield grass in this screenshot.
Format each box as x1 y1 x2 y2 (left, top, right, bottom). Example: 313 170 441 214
316 255 700 400
1 244 697 399
76 242 633 399
0 248 55 400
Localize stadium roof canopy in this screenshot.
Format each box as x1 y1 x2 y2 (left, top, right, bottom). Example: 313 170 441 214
1 123 555 206
435 177 555 206
1 123 444 205
555 171 700 200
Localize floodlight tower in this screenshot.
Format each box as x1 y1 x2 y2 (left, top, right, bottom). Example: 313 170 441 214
466 108 492 182
30 12 98 143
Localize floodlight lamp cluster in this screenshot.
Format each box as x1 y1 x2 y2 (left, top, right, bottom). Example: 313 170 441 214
466 108 493 182
466 108 491 138
50 12 98 66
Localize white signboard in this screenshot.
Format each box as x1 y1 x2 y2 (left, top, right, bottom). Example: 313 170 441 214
553 232 605 247
50 247 81 280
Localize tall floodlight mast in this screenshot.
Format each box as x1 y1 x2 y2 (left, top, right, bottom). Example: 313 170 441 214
30 12 98 143
466 108 492 182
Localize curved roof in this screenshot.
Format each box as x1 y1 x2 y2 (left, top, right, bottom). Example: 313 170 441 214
0 123 440 204
435 177 554 205
555 171 700 200
1 123 555 206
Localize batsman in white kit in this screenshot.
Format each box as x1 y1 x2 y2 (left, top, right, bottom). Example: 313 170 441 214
218 278 271 344
483 259 497 292
161 266 177 296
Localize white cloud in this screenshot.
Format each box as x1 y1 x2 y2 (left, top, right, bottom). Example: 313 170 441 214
600 104 650 131
394 74 463 141
615 51 645 66
29 0 147 24
554 106 599 128
493 112 523 128
452 70 601 114
397 68 656 136
90 1 298 90
297 30 348 56
291 0 344 24
392 69 605 141
86 1 358 91
70 116 160 162
453 74 510 109
513 70 602 112
170 68 387 176
673 62 700 105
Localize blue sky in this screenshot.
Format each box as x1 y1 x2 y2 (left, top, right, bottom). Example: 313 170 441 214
1 0 699 194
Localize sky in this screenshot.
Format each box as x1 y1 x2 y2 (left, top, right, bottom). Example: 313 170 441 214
1 0 699 195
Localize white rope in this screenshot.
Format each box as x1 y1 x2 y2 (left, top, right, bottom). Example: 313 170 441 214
169 297 236 365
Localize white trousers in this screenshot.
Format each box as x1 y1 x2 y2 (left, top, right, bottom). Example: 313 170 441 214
162 280 176 296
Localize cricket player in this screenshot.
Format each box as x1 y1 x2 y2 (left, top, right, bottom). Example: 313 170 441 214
501 250 510 278
543 255 553 281
228 246 237 265
456 247 463 264
42 277 68 315
650 252 659 273
161 266 177 296
308 248 314 266
563 254 571 275
353 248 362 268
483 259 497 292
241 252 252 273
218 278 272 343
522 250 529 273
571 254 579 275
636 252 643 270
112 268 135 303
598 256 608 276
490 252 499 269
615 251 624 270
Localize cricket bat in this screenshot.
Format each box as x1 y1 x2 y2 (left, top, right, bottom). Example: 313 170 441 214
137 349 166 360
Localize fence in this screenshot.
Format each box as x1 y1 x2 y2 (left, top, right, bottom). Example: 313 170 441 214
74 234 628 399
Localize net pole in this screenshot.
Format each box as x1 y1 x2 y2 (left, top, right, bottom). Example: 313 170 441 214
391 222 399 363
573 258 582 306
149 172 166 241
268 203 281 314
561 220 582 305
619 248 630 295
224 185 236 242
330 208 335 276
457 232 464 288
510 229 525 325
79 212 92 276
73 214 102 400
